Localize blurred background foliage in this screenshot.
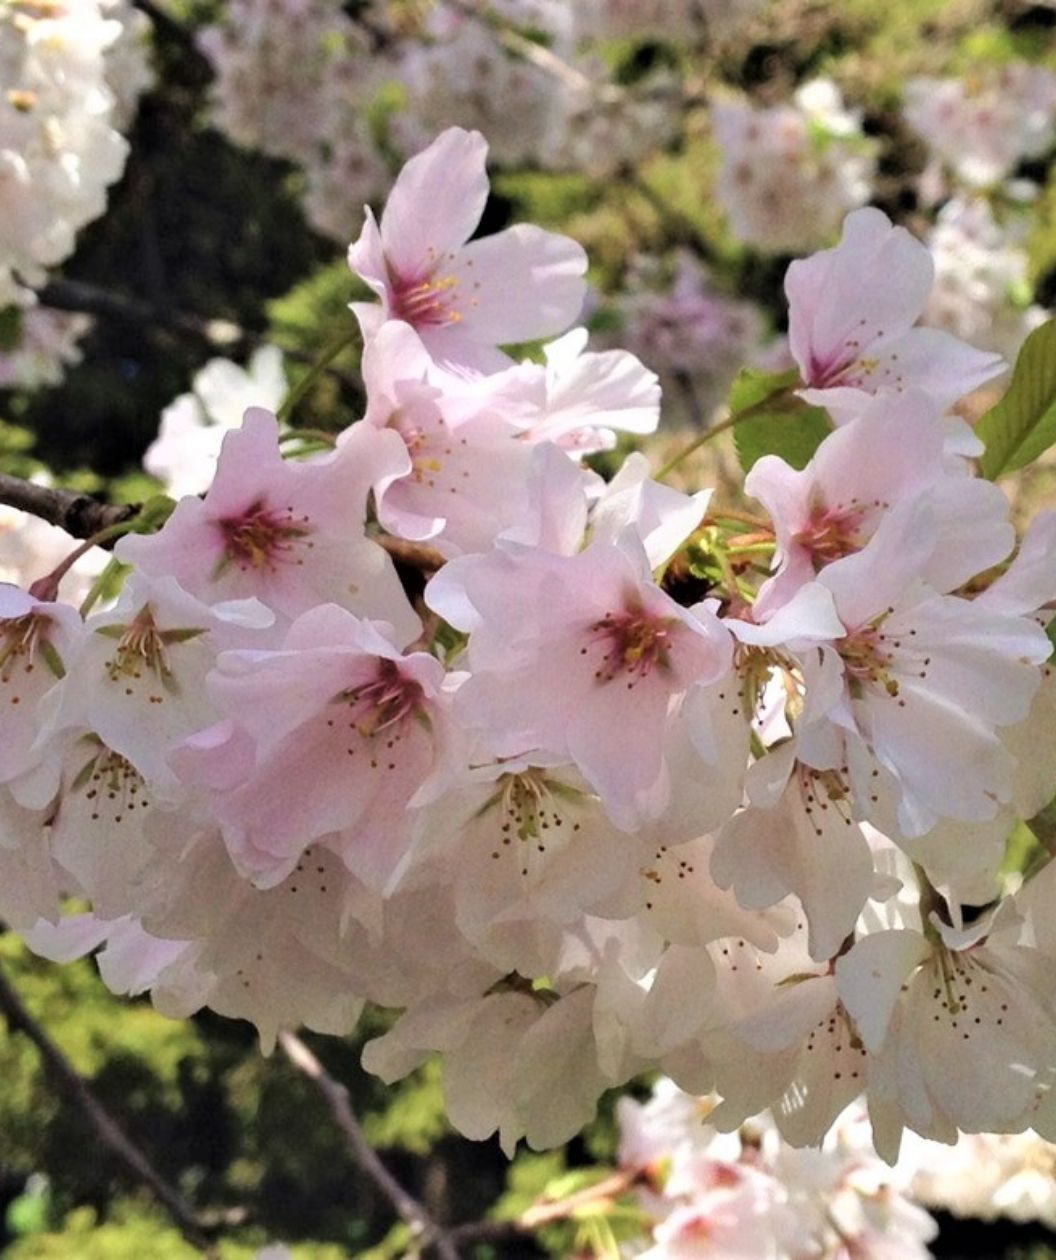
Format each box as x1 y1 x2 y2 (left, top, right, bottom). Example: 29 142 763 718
5 0 1056 1256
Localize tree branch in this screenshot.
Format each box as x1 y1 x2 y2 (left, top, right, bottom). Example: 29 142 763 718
277 1030 460 1260
38 278 250 357
0 473 139 543
37 278 360 388
0 471 446 580
0 954 217 1253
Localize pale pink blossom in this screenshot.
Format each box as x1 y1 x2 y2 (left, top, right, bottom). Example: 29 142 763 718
746 389 1014 616
427 534 732 829
711 81 876 254
790 503 1051 836
144 345 288 497
786 207 1005 421
177 604 461 891
123 407 420 643
348 127 587 372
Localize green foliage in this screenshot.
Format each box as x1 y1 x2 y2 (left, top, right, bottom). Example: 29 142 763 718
359 1057 449 1155
977 319 1056 478
1027 167 1056 290
0 417 45 481
0 305 24 352
729 366 832 473
266 261 367 430
4 1201 348 1259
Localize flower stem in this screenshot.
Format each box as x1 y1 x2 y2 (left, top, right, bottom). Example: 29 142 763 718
278 326 360 424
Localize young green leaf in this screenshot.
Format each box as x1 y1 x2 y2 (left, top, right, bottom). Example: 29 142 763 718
725 366 832 474
976 318 1056 478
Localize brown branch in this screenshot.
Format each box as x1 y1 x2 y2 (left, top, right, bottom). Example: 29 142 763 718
376 534 445 577
0 954 217 1253
277 1030 460 1260
0 473 139 543
37 278 360 388
38 278 250 356
446 1167 641 1249
0 472 449 589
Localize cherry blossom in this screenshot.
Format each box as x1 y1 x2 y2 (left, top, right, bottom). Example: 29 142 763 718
124 406 420 643
427 533 732 829
144 345 289 497
711 80 876 254
348 127 588 372
746 389 1014 616
786 206 1006 420
175 604 461 891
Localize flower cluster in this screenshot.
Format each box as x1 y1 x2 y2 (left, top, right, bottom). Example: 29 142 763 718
0 306 92 391
618 1082 938 1257
710 79 877 253
5 128 1056 1164
185 6 1056 410
193 0 761 238
899 60 1056 365
613 251 773 426
904 62 1056 193
617 1078 1056 1256
0 0 149 306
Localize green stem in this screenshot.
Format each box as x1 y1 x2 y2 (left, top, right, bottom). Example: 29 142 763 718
277 326 360 424
655 389 794 481
75 496 175 616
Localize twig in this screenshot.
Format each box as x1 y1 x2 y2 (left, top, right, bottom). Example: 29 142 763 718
37 278 249 356
277 1030 460 1260
0 473 138 542
0 955 217 1253
443 0 600 95
131 0 201 52
37 278 360 388
445 1167 641 1248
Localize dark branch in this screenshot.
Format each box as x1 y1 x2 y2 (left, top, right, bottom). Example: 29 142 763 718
37 278 250 357
0 955 217 1253
0 473 139 544
278 1031 460 1260
36 278 360 388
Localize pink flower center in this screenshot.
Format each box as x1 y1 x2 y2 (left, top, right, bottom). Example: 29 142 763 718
837 621 899 698
336 658 424 739
388 247 467 328
794 494 886 566
215 499 313 575
583 606 675 687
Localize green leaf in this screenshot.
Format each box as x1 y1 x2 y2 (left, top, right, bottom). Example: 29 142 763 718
977 318 1056 478
726 366 832 475
733 401 832 475
727 365 801 414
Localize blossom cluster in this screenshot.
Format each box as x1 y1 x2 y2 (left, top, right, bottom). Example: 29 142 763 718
617 1081 938 1257
186 2 1056 420
710 78 877 253
0 0 151 388
904 61 1056 193
0 0 150 306
616 1078 1056 1257
194 0 762 243
5 128 1056 1166
902 60 1056 364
